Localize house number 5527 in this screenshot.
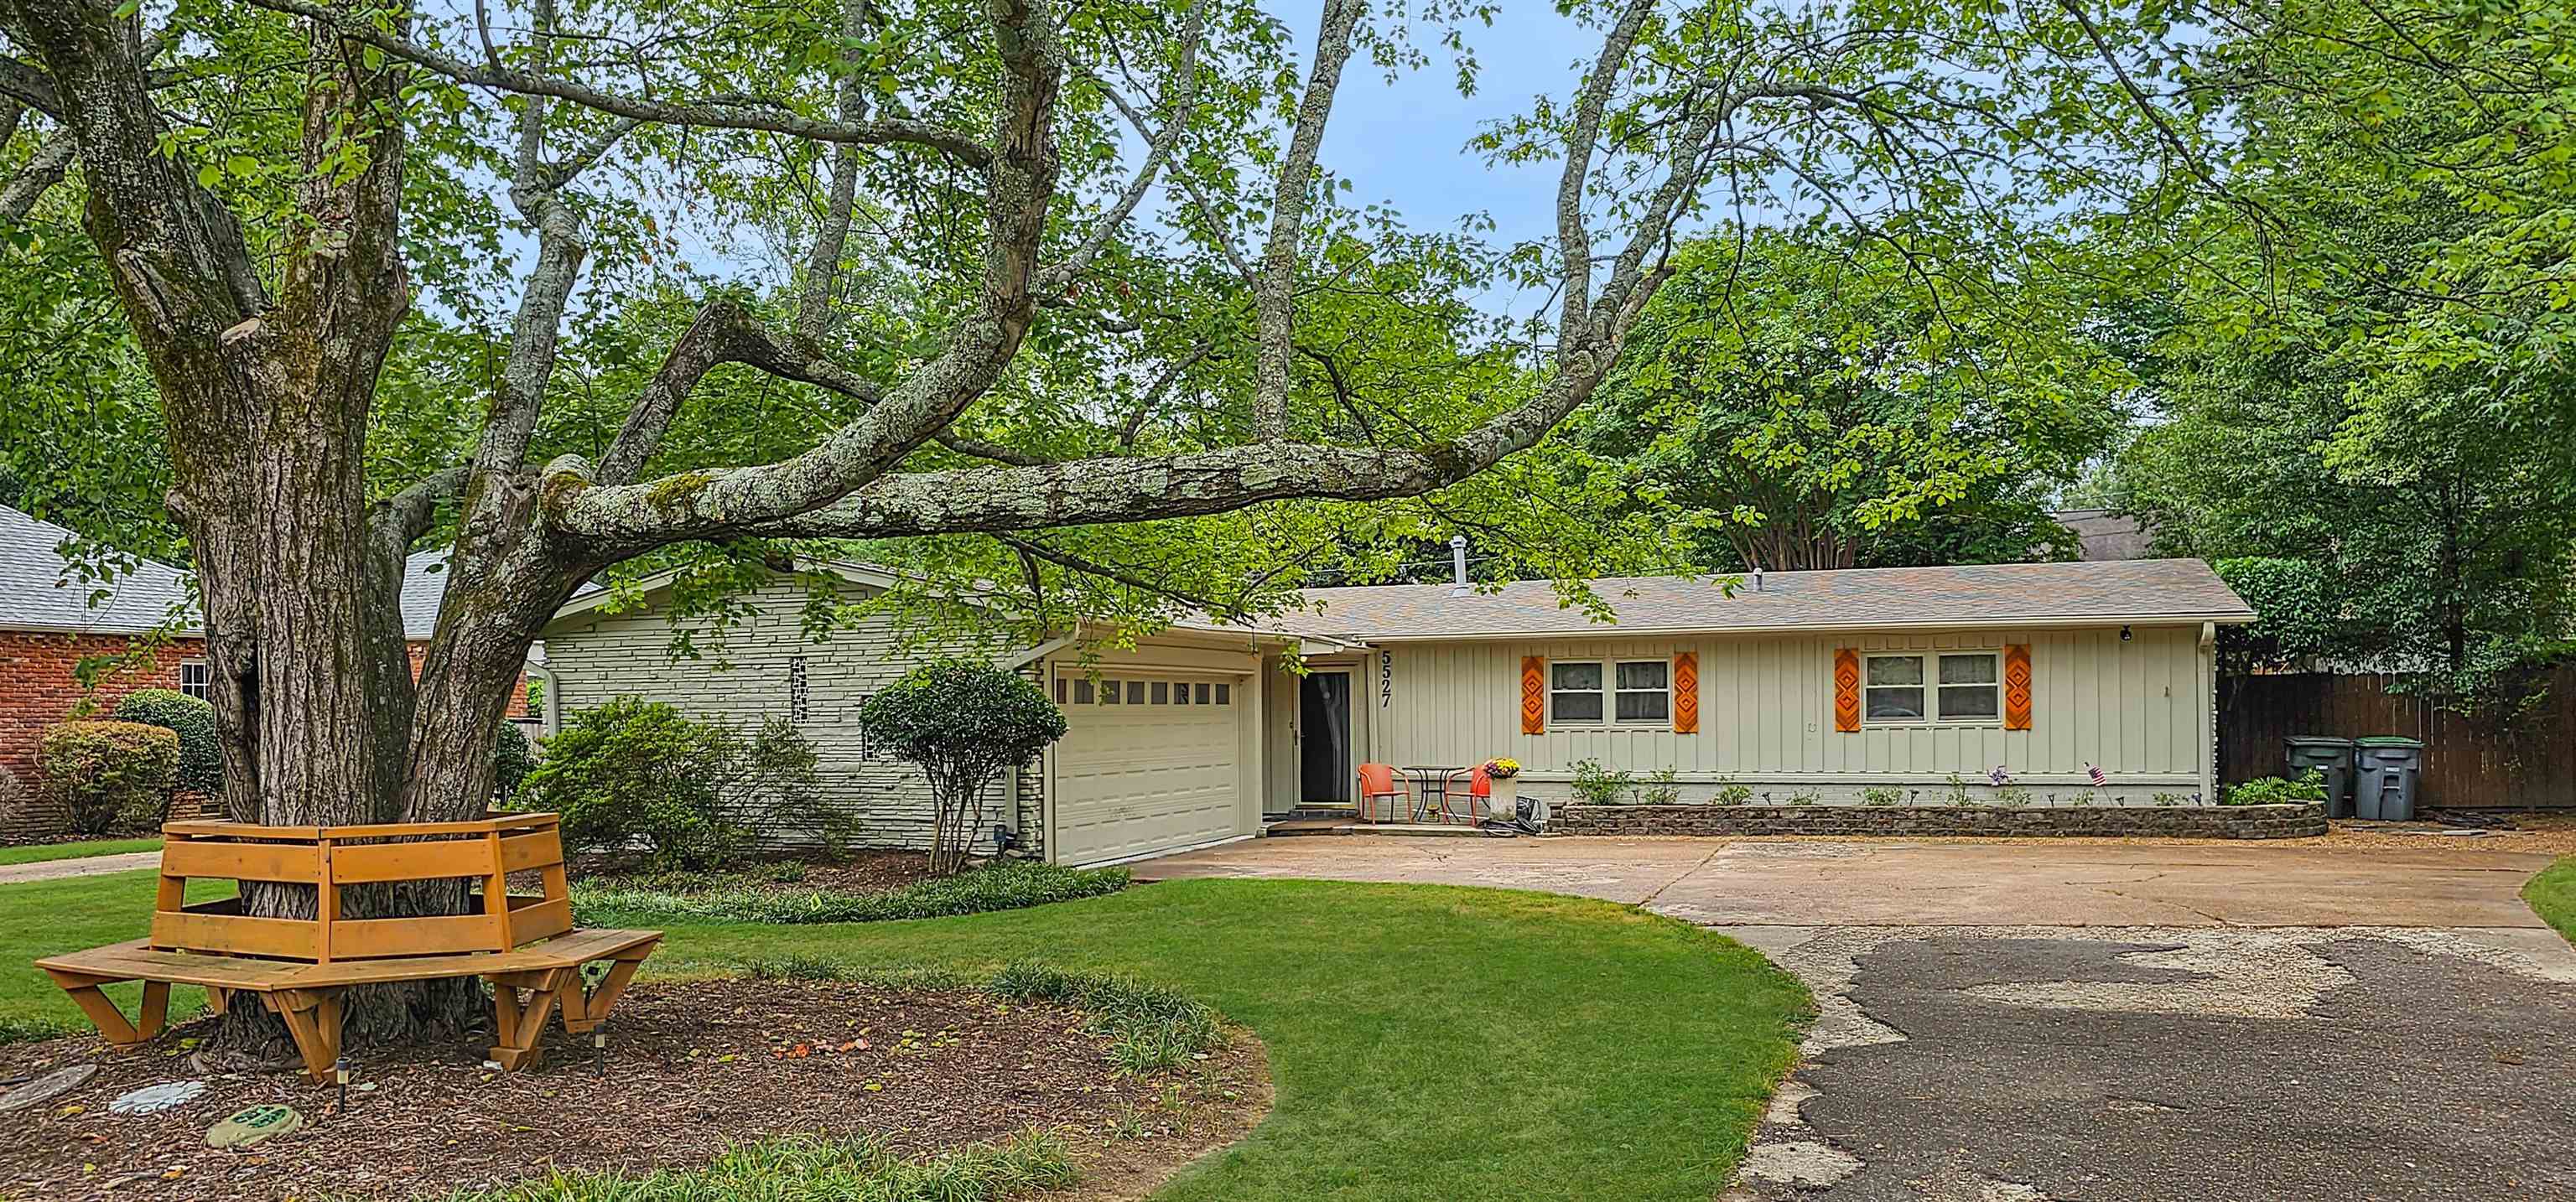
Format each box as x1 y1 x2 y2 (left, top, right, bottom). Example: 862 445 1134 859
1379 650 1392 708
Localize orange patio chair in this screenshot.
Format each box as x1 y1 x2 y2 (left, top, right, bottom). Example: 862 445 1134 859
1436 764 1492 825
1357 763 1411 823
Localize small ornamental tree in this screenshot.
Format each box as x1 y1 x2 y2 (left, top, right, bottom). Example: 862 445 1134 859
858 661 1067 875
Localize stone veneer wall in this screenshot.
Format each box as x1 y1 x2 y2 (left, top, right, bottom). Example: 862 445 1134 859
1552 802 2327 840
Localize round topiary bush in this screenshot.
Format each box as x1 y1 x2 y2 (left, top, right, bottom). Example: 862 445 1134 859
37 720 180 835
857 660 1065 874
113 688 222 796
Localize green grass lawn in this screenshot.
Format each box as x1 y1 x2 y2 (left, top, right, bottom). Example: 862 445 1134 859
2527 856 2576 946
0 837 160 868
0 870 1807 1201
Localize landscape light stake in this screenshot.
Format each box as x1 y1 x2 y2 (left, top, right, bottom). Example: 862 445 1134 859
333 1057 350 1108
595 1032 608 1078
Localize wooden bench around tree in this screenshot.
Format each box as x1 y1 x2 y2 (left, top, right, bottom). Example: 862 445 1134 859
34 812 661 1082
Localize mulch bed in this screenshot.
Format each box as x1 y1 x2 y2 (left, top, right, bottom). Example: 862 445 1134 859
0 980 1270 1200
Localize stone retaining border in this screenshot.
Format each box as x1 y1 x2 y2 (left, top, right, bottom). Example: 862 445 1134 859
1552 802 2326 840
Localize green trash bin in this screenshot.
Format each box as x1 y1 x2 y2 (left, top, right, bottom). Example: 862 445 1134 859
2353 736 2426 821
2283 736 2355 818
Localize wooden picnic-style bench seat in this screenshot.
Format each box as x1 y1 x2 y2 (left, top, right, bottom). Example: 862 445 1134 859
34 812 662 1082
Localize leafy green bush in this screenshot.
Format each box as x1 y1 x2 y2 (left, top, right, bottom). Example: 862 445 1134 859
2223 769 2328 806
1639 768 1682 805
1568 759 1635 805
37 720 179 835
112 688 221 795
1858 786 1903 806
574 860 1128 926
858 661 1065 873
439 1131 1076 1202
520 698 819 870
492 721 538 803
1712 783 1754 806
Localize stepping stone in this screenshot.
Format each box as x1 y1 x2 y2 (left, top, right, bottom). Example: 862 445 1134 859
107 1080 205 1115
206 1103 304 1148
0 1064 97 1112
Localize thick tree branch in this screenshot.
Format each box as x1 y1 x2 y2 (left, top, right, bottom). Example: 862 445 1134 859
371 465 469 550
238 0 996 167
1034 0 1208 293
597 298 887 484
1250 0 1361 441
792 0 870 349
1554 0 1657 339
557 0 1064 546
0 131 73 221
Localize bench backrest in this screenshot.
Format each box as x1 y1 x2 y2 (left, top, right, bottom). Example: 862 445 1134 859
151 812 572 963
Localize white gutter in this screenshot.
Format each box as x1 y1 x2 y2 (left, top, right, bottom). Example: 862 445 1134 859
1337 613 2258 643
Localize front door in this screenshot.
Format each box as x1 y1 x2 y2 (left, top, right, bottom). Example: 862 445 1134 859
1298 671 1353 805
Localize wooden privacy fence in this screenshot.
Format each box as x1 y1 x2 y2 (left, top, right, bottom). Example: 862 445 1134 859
2220 669 2576 810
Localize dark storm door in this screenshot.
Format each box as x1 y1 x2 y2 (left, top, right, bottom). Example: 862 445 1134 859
1299 671 1353 805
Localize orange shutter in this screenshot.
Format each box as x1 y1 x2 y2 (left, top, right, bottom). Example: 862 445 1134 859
1519 656 1546 735
1672 652 1699 733
1832 648 1862 733
2002 644 2033 731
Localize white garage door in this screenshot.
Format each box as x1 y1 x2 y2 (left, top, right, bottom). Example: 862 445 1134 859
1052 675 1245 866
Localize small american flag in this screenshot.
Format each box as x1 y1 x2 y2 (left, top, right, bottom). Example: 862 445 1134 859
2085 763 2108 787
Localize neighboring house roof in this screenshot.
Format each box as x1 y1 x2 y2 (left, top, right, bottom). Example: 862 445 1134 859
0 505 197 636
2 505 569 652
2053 508 2157 562
1269 558 2255 642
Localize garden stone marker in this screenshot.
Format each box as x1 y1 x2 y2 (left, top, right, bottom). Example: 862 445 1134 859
107 1080 205 1115
0 1064 96 1112
206 1103 303 1148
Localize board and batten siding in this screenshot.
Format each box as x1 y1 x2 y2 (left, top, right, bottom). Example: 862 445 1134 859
540 580 1031 854
1358 624 2214 802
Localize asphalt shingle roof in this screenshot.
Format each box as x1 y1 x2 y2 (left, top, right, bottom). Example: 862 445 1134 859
0 505 196 635
3 505 582 643
1277 558 2254 641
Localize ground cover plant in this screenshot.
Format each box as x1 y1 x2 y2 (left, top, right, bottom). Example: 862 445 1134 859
0 871 1807 1201
574 862 1130 927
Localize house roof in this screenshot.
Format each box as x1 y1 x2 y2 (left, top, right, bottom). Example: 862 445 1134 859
0 505 198 636
1270 558 2254 642
2 505 571 645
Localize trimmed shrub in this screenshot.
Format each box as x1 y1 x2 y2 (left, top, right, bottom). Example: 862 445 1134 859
492 721 538 803
520 698 819 870
113 688 222 795
859 661 1066 873
573 860 1129 926
2223 769 2329 807
37 720 179 835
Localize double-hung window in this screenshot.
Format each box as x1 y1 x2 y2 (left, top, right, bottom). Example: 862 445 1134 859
1863 651 2001 724
179 659 211 702
1549 659 1671 726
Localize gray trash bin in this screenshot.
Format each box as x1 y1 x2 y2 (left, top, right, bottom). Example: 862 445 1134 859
2283 736 2355 818
2353 736 2426 821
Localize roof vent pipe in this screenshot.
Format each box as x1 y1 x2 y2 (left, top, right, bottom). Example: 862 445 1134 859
1448 535 1471 597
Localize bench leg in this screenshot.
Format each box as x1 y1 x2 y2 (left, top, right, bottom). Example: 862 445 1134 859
487 970 566 1071
204 986 231 1017
44 970 143 1044
566 951 650 1034
264 990 341 1084
138 981 171 1041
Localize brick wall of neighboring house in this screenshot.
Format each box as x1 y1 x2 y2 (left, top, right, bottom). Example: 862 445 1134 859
2 630 535 842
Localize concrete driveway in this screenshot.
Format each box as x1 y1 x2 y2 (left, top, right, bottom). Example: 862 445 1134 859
1139 836 2576 1200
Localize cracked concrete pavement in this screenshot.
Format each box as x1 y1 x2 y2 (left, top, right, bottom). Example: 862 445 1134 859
1140 835 2576 1199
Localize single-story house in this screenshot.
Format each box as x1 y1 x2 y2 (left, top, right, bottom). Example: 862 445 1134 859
0 505 541 837
536 555 2254 867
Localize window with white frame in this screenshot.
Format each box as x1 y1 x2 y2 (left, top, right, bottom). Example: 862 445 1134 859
1549 659 1671 726
179 659 210 702
1863 651 2002 723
